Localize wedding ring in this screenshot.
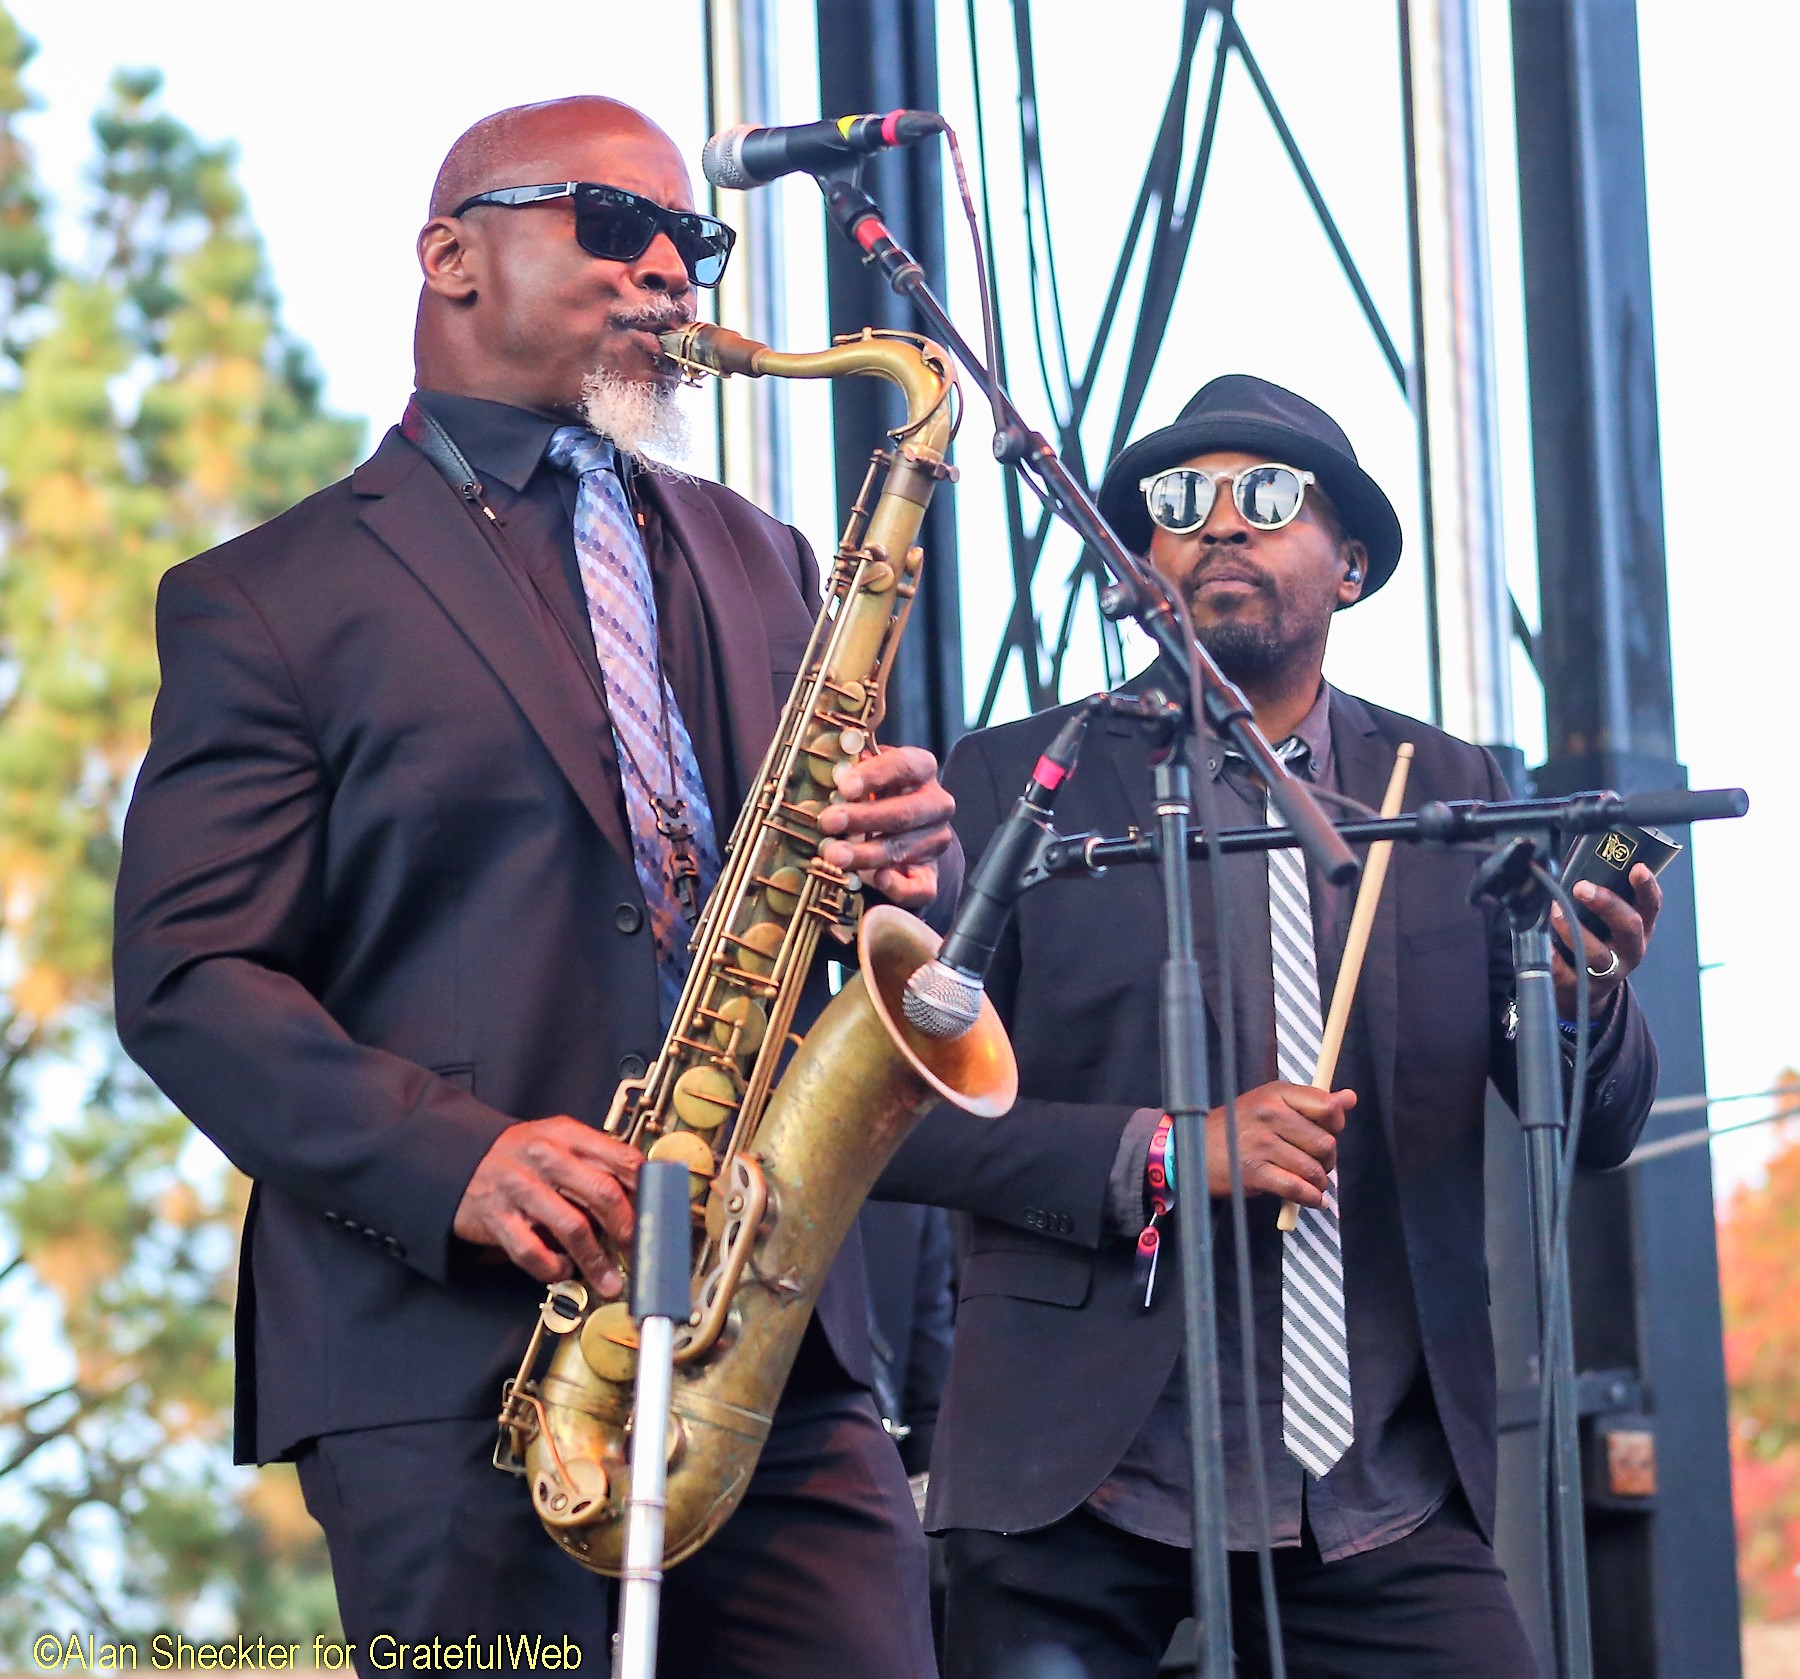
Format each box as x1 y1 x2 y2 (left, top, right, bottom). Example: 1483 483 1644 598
1586 948 1622 980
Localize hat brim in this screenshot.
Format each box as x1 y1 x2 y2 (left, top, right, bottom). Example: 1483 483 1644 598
1096 416 1403 599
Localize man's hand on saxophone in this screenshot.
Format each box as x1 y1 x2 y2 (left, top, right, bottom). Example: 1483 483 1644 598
452 1117 642 1299
817 744 956 910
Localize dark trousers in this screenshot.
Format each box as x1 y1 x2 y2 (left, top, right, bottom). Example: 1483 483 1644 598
942 1494 1538 1679
296 1357 936 1679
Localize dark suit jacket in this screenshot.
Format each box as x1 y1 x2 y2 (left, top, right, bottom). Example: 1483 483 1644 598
114 424 880 1463
858 1201 956 1476
876 684 1657 1540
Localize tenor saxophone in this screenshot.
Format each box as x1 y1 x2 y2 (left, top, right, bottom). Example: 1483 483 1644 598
495 321 1017 1575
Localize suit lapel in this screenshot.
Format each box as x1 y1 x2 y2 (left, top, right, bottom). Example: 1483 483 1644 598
354 431 634 867
645 475 777 793
1329 689 1403 1148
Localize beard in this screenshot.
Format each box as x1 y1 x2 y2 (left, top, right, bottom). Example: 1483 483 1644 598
578 369 694 470
1194 612 1294 679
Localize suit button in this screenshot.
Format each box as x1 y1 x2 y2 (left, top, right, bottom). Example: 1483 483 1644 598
323 1210 340 1225
619 1053 648 1079
1057 1213 1074 1234
384 1237 405 1260
615 903 644 934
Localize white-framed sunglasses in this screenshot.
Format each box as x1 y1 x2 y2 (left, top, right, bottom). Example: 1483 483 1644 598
1139 463 1317 534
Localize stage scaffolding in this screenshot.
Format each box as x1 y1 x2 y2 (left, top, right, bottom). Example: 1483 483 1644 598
707 2 1737 1672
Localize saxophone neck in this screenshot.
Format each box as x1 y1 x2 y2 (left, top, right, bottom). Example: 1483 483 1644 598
659 323 956 453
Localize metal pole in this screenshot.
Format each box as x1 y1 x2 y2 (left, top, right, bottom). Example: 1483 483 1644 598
1155 755 1233 1679
1512 920 1594 1679
612 1160 695 1679
613 1312 675 1679
814 0 965 762
1399 0 1513 748
704 0 791 521
1510 4 1740 1673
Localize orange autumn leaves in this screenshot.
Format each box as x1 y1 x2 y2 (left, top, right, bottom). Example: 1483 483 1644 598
1719 1070 1800 1620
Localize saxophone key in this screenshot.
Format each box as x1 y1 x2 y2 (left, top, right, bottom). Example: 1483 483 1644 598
780 797 826 829
708 993 769 1055
726 921 786 976
578 1302 639 1384
756 866 805 918
647 1130 717 1199
540 1280 589 1333
532 1457 611 1529
800 725 844 785
671 1064 741 1130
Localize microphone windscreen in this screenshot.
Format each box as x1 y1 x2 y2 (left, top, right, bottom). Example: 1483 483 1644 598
901 961 983 1042
701 126 757 191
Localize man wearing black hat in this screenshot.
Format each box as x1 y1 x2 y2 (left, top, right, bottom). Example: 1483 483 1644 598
875 375 1663 1677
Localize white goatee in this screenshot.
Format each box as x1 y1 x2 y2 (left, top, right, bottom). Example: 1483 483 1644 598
578 370 694 471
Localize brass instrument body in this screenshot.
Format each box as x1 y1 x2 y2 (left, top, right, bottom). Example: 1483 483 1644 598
496 323 1016 1574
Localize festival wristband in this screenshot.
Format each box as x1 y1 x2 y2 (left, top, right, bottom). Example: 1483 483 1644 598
1134 1114 1176 1310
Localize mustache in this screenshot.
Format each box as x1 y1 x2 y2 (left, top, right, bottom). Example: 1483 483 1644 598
1184 555 1274 591
611 296 695 334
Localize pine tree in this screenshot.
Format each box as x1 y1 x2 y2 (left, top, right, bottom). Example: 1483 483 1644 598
0 7 54 362
0 22 358 1650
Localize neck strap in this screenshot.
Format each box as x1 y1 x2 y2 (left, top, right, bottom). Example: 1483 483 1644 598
400 396 486 503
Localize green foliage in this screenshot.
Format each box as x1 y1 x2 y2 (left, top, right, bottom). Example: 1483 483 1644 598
0 10 360 1650
0 10 55 357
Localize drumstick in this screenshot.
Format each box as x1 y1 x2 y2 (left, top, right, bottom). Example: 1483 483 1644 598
1277 742 1415 1234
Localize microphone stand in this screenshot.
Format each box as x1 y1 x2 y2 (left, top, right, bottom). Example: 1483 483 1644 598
804 163 1352 1675
809 167 1357 890
612 1160 696 1679
1028 783 1747 1679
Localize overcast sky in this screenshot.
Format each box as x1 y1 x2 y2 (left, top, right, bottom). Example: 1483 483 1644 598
12 0 1796 1187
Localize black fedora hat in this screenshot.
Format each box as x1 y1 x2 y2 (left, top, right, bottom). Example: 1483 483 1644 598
1096 374 1403 599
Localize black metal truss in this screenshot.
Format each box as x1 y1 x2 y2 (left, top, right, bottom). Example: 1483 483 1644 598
962 0 1420 730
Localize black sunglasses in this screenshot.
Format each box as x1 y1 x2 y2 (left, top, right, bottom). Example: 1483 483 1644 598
451 182 736 288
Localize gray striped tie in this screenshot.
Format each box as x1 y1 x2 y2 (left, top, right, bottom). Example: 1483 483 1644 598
1264 745 1355 1477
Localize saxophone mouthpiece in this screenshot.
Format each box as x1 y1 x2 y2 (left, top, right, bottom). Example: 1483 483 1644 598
658 321 769 379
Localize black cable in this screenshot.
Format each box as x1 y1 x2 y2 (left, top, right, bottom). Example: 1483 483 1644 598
940 121 1005 443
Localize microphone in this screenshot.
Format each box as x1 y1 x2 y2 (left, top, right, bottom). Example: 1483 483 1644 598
902 708 1092 1041
702 110 946 190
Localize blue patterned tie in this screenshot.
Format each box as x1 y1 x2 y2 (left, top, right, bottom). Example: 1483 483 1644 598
545 427 721 1022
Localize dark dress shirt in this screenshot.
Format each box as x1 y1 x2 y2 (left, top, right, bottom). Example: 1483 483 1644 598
411 389 740 827
1087 679 1628 1562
